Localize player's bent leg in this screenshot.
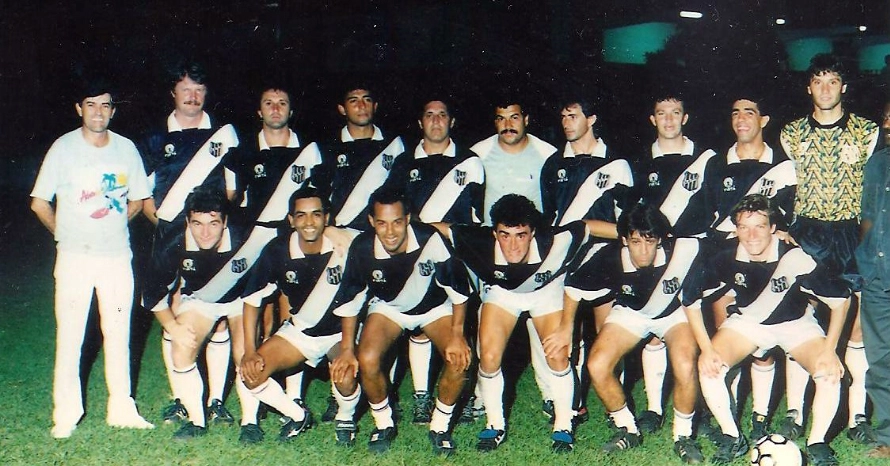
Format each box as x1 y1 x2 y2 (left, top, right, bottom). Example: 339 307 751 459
169 311 217 435
663 322 701 462
699 329 757 439
358 313 404 434
788 338 841 449
477 303 518 436
640 336 667 432
532 311 575 438
423 314 468 456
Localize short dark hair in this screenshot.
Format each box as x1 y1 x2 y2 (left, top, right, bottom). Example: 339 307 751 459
288 186 328 215
490 194 540 230
341 83 375 103
75 77 117 106
169 61 208 91
730 90 769 117
368 186 410 217
419 99 453 120
807 53 847 83
617 203 672 241
185 185 229 219
560 98 595 119
259 85 292 105
652 94 685 113
730 194 778 226
491 87 525 115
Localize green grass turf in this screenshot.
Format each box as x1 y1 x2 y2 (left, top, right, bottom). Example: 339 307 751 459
0 234 883 465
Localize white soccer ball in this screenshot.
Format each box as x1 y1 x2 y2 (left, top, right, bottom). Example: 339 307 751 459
750 434 802 466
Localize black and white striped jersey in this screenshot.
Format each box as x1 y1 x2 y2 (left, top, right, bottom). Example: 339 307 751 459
566 238 702 319
449 221 589 293
540 140 633 227
384 138 484 224
335 223 471 319
683 238 849 324
241 234 348 337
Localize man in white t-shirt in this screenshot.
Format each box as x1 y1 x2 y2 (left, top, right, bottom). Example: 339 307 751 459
31 81 154 439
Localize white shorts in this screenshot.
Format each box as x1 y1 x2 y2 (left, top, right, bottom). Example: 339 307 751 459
604 306 688 340
176 295 243 320
721 308 825 358
368 300 452 331
275 320 341 368
481 276 564 318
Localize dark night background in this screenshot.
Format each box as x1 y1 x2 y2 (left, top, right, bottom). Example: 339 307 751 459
1 0 889 243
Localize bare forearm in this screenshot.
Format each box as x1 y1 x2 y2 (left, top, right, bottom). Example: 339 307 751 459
584 219 618 239
340 315 358 352
824 299 850 350
30 198 56 234
242 303 260 354
127 199 144 221
143 197 159 226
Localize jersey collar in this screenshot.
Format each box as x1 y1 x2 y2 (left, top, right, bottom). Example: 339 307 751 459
373 224 421 259
563 138 607 158
340 125 384 142
258 129 300 150
289 232 333 259
167 111 212 132
651 136 695 159
414 138 456 159
726 142 774 164
184 225 233 253
620 244 667 272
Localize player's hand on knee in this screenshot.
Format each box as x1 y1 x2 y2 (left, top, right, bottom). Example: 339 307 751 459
444 334 472 372
813 350 844 385
169 322 198 349
542 327 572 359
240 352 265 385
331 349 359 383
698 348 725 379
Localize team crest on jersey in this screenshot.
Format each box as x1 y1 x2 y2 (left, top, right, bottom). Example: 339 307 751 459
326 265 343 285
409 169 421 182
291 165 306 183
454 170 467 186
595 172 611 189
254 164 267 178
770 276 789 293
723 177 736 192
734 273 746 287
285 270 298 284
840 144 860 164
231 258 248 273
418 260 435 277
182 258 196 272
493 270 506 280
557 169 568 183
682 172 700 192
372 269 386 283
534 270 552 284
758 179 775 196
621 284 634 296
164 143 176 158
382 155 394 170
648 172 660 187
337 154 349 168
662 277 680 294
210 142 223 158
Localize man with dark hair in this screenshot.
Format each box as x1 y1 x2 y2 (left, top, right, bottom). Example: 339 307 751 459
780 53 879 445
238 186 361 446
314 84 405 231
32 80 153 438
685 194 849 466
331 187 472 455
562 203 703 463
141 61 240 425
433 194 591 452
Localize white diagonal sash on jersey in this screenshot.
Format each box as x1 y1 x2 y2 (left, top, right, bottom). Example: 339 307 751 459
387 235 450 311
255 142 323 224
192 225 277 303
566 242 611 302
290 251 347 329
743 248 815 323
517 230 576 291
156 124 239 222
660 150 716 226
714 160 796 233
335 138 404 226
418 157 484 222
635 238 699 318
559 159 633 226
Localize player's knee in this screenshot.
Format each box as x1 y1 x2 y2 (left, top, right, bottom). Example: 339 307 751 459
357 349 382 374
587 351 614 384
478 349 502 373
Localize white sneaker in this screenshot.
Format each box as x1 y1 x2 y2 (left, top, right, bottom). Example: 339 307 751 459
51 424 76 439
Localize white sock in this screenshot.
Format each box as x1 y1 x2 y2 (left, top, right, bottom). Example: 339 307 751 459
527 319 553 401
785 355 809 424
409 336 432 394
750 361 775 416
807 377 840 445
430 399 454 433
206 328 231 403
388 354 400 385
250 378 305 421
550 365 576 432
478 368 506 430
172 363 205 427
673 409 695 441
369 397 395 429
728 365 742 405
332 384 361 422
846 341 868 427
700 367 740 438
473 380 484 408
642 341 667 415
161 333 177 398
575 339 586 386
286 370 305 400
235 377 260 425
609 405 639 434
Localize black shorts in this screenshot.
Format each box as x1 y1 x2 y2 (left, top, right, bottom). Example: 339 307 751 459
789 216 861 291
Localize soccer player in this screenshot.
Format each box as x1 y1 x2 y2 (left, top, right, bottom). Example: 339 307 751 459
31 79 154 439
563 203 704 463
780 54 879 444
239 187 361 445
144 187 253 441
630 94 717 434
434 194 590 452
384 99 484 423
141 62 239 425
332 187 472 455
856 100 890 459
685 194 848 466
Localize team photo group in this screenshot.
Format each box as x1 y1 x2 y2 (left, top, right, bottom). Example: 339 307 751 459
30 51 890 465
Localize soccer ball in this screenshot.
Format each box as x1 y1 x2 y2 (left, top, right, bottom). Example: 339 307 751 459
750 434 802 466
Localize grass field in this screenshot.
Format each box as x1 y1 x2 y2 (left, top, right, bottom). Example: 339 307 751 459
0 217 884 465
